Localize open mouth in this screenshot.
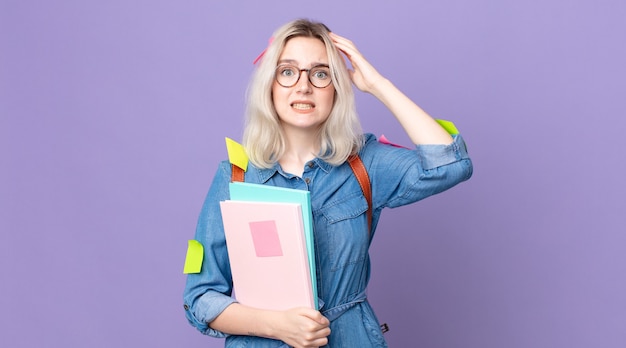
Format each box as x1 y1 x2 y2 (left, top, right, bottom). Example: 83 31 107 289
291 102 315 110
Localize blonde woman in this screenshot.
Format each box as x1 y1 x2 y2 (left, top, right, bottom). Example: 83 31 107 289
184 19 473 348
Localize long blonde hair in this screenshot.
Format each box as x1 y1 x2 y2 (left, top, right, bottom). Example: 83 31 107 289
242 19 363 168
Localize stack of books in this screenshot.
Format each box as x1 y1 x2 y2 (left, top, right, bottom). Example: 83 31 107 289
219 182 318 311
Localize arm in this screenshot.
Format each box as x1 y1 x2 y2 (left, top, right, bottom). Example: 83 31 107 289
330 32 453 146
183 163 330 348
210 304 330 348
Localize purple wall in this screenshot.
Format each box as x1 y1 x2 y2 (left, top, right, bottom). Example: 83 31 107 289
2 1 625 347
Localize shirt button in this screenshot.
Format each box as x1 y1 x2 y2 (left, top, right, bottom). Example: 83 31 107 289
307 162 314 168
184 304 189 310
304 178 311 184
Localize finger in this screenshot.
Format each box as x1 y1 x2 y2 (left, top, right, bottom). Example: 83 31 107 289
299 309 330 326
333 43 365 67
329 33 359 56
329 32 353 46
332 38 358 56
303 327 331 345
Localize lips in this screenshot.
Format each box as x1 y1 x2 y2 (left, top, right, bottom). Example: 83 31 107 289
291 101 315 110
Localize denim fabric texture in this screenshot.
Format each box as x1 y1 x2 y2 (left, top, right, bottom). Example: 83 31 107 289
183 133 473 347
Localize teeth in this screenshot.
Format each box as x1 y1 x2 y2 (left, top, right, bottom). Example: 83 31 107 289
292 103 313 110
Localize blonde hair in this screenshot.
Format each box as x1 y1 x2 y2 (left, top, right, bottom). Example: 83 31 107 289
242 19 363 168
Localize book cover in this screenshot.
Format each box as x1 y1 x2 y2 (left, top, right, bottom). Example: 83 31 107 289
219 200 315 311
228 182 318 309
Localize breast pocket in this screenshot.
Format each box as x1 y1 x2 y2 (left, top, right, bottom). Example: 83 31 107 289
318 191 370 272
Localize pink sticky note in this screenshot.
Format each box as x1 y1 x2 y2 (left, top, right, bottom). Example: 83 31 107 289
253 37 275 65
379 134 409 149
249 220 283 257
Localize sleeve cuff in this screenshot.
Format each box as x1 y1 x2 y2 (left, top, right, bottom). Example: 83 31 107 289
184 291 238 338
415 134 469 170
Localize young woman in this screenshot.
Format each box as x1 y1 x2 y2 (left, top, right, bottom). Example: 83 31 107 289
184 19 473 347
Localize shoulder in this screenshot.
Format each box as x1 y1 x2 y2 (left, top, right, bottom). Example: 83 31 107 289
216 159 232 176
357 133 380 157
216 159 275 184
362 133 377 145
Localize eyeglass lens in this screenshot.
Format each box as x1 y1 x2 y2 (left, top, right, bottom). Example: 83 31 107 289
275 64 332 88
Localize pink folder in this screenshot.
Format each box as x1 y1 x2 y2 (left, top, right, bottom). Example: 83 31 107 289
219 200 314 310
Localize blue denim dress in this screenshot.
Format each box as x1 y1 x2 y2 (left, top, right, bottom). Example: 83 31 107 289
184 133 473 347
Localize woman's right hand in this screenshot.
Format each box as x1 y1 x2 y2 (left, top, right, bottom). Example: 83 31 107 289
209 303 330 346
270 307 331 348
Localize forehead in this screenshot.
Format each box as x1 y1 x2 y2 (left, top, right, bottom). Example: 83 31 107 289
279 37 328 65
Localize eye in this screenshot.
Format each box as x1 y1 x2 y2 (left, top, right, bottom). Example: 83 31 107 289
279 65 297 77
311 68 330 80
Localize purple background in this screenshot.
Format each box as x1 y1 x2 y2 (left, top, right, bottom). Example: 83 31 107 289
2 1 625 347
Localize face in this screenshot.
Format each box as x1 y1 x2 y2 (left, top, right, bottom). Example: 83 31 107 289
272 36 335 133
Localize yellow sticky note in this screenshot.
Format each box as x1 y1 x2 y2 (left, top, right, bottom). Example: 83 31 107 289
225 137 248 171
183 240 203 274
436 119 459 135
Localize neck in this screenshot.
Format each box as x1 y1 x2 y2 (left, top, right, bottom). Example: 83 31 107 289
279 128 320 176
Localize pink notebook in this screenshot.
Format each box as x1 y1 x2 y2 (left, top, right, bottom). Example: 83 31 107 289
219 200 314 310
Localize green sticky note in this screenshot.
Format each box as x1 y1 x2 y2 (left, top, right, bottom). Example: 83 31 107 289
436 119 459 135
183 240 203 274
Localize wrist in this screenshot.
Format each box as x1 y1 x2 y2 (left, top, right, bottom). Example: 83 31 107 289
369 78 396 102
254 309 280 339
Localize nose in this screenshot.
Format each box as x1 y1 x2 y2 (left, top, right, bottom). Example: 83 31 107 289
295 70 313 93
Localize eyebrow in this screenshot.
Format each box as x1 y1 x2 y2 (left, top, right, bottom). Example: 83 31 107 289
277 59 329 68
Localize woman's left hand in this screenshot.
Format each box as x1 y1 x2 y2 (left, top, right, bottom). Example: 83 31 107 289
330 32 386 95
330 32 454 145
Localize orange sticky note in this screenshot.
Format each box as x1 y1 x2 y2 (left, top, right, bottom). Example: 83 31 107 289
436 119 459 135
183 240 203 274
225 137 248 171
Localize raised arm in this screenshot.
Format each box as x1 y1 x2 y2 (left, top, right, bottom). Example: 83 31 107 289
330 32 453 145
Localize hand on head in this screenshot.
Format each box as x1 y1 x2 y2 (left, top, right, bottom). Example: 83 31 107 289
329 32 386 94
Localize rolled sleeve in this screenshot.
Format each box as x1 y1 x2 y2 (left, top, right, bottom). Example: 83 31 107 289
415 134 470 170
366 133 472 209
182 162 238 338
184 290 237 337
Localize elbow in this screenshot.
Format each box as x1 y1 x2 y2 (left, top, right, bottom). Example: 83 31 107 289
457 158 473 183
184 300 210 334
445 158 473 188
422 157 473 195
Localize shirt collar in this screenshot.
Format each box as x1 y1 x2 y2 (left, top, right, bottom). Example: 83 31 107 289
253 157 334 183
311 157 334 173
256 165 279 183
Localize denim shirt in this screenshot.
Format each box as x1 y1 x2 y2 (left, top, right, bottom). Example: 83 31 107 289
184 133 472 347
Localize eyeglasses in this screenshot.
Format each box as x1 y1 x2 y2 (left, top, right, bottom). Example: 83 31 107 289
275 64 332 88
